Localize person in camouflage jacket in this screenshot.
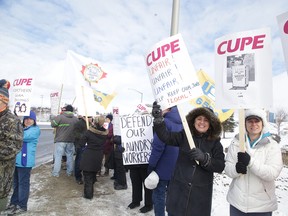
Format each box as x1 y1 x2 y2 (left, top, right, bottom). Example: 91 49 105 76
0 79 23 211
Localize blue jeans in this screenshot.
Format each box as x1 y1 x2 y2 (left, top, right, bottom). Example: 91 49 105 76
52 142 75 176
10 167 32 210
152 180 169 216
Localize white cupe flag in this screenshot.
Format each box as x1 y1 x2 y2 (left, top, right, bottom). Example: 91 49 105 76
215 28 272 109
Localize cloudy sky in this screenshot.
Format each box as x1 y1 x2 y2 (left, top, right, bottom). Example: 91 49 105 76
0 0 287 114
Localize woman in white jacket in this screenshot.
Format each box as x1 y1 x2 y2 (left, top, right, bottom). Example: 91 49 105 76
225 109 283 216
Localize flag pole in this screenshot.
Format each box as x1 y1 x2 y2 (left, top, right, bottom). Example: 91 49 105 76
170 0 196 150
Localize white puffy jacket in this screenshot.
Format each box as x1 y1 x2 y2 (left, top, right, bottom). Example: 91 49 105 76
225 135 283 213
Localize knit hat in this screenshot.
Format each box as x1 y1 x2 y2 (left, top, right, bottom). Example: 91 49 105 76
144 171 159 190
64 105 74 112
0 79 10 104
245 109 268 132
106 114 113 121
24 110 37 121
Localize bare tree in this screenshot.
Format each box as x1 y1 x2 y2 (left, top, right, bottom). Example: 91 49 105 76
275 108 288 136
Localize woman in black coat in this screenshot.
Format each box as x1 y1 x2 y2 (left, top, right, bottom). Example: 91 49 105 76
79 116 108 199
152 103 225 216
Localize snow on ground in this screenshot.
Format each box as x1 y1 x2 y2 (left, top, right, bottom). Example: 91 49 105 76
15 134 288 216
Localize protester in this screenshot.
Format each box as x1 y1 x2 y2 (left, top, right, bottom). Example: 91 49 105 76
103 114 114 176
152 102 225 216
0 79 23 212
127 164 153 213
225 109 283 216
112 135 127 190
50 104 78 177
147 106 182 216
73 116 93 185
79 116 108 200
4 111 40 214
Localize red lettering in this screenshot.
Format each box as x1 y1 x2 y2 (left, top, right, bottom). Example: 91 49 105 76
13 78 33 86
146 39 181 66
217 34 266 55
50 92 58 97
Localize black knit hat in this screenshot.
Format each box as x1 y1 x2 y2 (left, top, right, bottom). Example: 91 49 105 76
0 79 10 104
64 105 74 112
106 114 113 121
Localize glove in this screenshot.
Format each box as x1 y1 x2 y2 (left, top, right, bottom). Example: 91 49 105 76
147 165 155 175
152 101 164 124
237 152 250 166
236 162 247 174
188 148 205 163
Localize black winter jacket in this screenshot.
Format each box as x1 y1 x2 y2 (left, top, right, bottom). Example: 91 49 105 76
154 107 225 216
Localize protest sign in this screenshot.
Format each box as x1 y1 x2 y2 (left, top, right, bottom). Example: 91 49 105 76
50 92 60 115
120 114 153 165
277 11 288 74
145 33 203 110
215 28 272 109
10 77 34 116
112 107 121 136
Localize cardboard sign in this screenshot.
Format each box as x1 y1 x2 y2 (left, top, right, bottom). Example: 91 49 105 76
145 34 203 110
50 92 60 115
121 114 153 165
215 28 272 109
10 77 34 116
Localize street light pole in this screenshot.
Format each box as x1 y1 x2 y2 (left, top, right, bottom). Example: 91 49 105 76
128 88 143 103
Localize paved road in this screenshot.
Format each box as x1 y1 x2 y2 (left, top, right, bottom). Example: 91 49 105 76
36 124 54 167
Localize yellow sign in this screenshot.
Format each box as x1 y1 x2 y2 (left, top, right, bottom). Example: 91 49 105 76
190 69 234 122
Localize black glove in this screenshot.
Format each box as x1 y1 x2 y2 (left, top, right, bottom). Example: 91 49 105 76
147 165 155 175
152 101 164 124
236 162 247 174
237 152 250 166
188 148 205 163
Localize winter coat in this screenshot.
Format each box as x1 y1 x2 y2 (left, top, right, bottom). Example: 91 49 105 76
79 126 108 172
103 123 113 155
153 107 225 216
73 118 88 149
15 125 40 168
0 108 23 199
50 111 78 143
225 134 283 213
148 107 182 180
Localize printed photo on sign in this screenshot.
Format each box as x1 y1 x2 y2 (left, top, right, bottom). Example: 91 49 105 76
120 114 153 165
226 54 255 90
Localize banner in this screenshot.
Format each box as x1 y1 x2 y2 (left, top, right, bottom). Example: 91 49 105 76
50 92 60 115
93 89 116 110
215 28 272 109
277 11 288 74
121 114 153 165
190 70 234 122
10 77 34 116
65 50 112 115
112 107 121 136
145 34 203 110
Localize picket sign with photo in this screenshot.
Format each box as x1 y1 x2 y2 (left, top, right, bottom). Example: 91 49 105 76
145 33 203 150
215 28 273 151
10 77 34 116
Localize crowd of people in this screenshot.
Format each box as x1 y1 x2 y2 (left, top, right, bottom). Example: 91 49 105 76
0 78 284 216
